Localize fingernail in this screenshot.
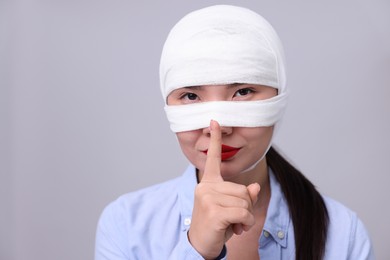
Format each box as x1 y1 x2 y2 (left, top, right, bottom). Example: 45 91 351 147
256 183 261 193
209 119 215 131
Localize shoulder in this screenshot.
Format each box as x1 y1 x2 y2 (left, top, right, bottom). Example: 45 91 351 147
323 196 357 225
97 164 197 232
95 166 199 259
322 196 375 259
99 175 183 224
95 176 185 258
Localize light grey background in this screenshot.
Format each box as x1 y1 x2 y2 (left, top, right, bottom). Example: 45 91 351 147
1 1 389 259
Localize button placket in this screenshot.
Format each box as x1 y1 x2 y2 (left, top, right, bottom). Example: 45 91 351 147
184 217 191 226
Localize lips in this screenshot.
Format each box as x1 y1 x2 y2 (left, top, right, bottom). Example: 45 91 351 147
202 144 241 161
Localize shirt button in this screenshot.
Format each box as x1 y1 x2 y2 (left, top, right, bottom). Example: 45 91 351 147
263 231 270 238
184 218 191 226
277 231 285 239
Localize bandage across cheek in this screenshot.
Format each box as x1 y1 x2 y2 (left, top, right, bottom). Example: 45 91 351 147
165 93 287 132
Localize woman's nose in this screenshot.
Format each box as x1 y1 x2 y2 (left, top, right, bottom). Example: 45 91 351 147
202 124 233 136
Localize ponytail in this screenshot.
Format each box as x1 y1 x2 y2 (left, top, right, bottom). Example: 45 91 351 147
266 146 329 260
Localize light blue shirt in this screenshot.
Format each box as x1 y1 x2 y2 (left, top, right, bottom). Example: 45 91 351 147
95 165 374 259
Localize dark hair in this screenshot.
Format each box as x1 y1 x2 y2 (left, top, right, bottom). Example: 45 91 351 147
266 146 329 260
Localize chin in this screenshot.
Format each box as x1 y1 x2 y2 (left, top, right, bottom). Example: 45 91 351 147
222 155 265 176
219 162 248 178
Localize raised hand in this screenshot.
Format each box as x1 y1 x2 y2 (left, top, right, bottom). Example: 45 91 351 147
188 120 260 259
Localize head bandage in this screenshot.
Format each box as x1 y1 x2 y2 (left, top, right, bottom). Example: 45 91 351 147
165 93 287 132
160 5 288 132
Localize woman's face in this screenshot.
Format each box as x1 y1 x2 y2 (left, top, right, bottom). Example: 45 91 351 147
167 84 277 181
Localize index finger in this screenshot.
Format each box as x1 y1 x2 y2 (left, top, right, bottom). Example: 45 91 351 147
201 120 223 182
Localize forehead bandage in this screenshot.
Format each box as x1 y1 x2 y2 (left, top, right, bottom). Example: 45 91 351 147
159 5 288 132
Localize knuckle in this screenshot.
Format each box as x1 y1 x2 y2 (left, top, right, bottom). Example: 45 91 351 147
239 208 250 219
237 185 249 197
240 199 250 209
196 191 216 209
194 185 204 197
195 185 209 199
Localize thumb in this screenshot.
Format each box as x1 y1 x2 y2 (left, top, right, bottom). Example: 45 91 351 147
247 183 260 206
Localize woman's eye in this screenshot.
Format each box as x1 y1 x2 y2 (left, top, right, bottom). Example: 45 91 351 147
181 93 198 101
234 88 253 97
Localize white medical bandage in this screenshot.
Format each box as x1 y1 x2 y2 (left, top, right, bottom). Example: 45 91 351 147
159 5 288 132
165 93 287 132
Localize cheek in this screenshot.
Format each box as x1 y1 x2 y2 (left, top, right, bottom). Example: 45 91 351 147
241 127 274 148
176 131 201 155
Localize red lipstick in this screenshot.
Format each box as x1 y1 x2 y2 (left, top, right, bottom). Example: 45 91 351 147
203 144 241 161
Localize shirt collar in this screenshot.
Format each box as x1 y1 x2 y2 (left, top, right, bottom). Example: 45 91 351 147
177 164 290 248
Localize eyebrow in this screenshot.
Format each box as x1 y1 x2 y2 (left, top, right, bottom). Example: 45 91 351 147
183 83 245 90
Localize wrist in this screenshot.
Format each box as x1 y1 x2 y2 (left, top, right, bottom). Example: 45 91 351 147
213 244 226 260
187 230 226 259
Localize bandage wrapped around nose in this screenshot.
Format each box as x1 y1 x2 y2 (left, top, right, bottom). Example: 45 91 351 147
159 5 288 132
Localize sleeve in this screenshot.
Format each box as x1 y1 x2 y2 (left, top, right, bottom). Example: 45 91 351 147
347 217 375 260
94 202 129 260
168 234 227 260
95 201 222 260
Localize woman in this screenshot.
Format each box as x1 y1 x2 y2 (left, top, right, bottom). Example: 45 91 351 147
95 5 374 260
